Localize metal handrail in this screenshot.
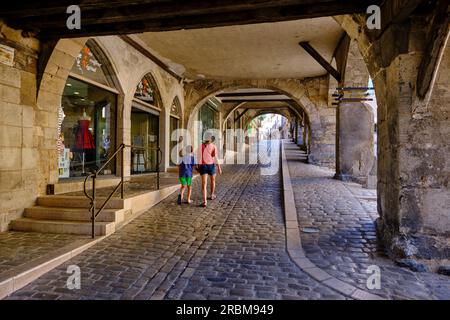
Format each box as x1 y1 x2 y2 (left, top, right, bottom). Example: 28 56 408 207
83 143 162 238
83 143 126 238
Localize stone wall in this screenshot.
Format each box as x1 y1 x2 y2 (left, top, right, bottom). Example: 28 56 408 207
0 23 39 231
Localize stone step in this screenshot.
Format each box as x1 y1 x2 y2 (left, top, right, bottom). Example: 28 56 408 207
10 218 115 236
37 196 124 209
25 206 124 223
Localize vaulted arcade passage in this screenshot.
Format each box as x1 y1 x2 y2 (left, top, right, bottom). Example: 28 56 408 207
0 0 449 299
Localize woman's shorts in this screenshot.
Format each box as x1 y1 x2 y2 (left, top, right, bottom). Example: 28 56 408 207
179 176 192 186
199 164 216 176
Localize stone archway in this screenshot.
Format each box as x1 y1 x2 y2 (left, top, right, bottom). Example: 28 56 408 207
184 78 336 168
36 38 125 191
222 101 305 126
243 110 292 133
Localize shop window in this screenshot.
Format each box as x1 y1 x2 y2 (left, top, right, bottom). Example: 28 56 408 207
58 41 117 179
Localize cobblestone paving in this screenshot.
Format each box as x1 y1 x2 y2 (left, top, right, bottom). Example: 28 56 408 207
0 232 83 277
284 141 450 300
166 158 344 300
9 153 344 300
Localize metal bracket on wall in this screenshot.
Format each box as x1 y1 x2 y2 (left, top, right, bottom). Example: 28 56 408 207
332 87 374 106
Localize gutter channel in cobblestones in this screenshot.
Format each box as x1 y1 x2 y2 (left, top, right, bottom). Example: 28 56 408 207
280 140 383 300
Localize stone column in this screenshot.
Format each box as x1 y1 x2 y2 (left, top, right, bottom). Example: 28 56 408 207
369 19 450 260
335 38 375 186
335 102 375 185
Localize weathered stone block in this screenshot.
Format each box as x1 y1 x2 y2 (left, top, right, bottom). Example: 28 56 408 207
0 102 22 126
39 73 67 96
22 148 37 170
395 259 429 272
0 170 22 192
0 63 21 88
55 39 85 58
0 147 21 170
0 83 21 104
22 105 34 128
48 49 78 71
22 127 34 148
421 189 450 234
20 71 37 105
37 90 61 112
0 125 22 147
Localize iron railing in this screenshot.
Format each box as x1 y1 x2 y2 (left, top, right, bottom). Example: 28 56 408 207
83 144 162 238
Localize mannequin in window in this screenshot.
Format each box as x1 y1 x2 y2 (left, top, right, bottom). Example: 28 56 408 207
74 109 95 174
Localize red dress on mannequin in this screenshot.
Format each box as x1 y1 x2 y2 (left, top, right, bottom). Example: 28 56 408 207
75 119 95 150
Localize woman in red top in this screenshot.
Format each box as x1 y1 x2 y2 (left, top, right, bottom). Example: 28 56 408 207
198 136 222 207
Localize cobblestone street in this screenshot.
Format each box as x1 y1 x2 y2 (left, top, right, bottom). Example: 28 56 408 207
5 141 450 300
8 153 344 300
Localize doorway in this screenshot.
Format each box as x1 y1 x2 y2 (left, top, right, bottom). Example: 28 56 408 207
130 105 160 174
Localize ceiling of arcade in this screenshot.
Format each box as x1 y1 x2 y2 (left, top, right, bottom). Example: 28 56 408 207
133 17 344 80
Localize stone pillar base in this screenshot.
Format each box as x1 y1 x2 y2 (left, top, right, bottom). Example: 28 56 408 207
334 173 354 182
376 218 450 261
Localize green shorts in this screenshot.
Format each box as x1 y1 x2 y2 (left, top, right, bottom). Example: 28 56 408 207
179 176 192 186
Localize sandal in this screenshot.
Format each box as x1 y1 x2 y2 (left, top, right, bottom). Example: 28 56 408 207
210 194 217 200
202 202 207 207
185 200 193 204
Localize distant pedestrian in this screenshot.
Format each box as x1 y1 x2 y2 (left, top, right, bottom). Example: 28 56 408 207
198 134 222 207
177 145 196 205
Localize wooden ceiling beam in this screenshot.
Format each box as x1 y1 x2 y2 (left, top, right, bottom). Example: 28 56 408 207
6 0 377 38
299 41 341 81
5 0 326 25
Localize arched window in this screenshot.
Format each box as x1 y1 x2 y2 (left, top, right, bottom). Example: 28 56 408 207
58 40 118 179
134 73 161 108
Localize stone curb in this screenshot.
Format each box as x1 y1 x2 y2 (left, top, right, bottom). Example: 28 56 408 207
280 140 383 300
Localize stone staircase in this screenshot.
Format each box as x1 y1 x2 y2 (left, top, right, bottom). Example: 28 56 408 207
10 196 127 236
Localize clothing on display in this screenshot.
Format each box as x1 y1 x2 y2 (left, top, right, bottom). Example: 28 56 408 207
73 111 95 173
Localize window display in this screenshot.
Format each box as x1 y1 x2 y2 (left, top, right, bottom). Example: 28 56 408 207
58 40 117 179
59 77 116 178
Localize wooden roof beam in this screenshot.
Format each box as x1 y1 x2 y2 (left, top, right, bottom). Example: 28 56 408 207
299 41 341 82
